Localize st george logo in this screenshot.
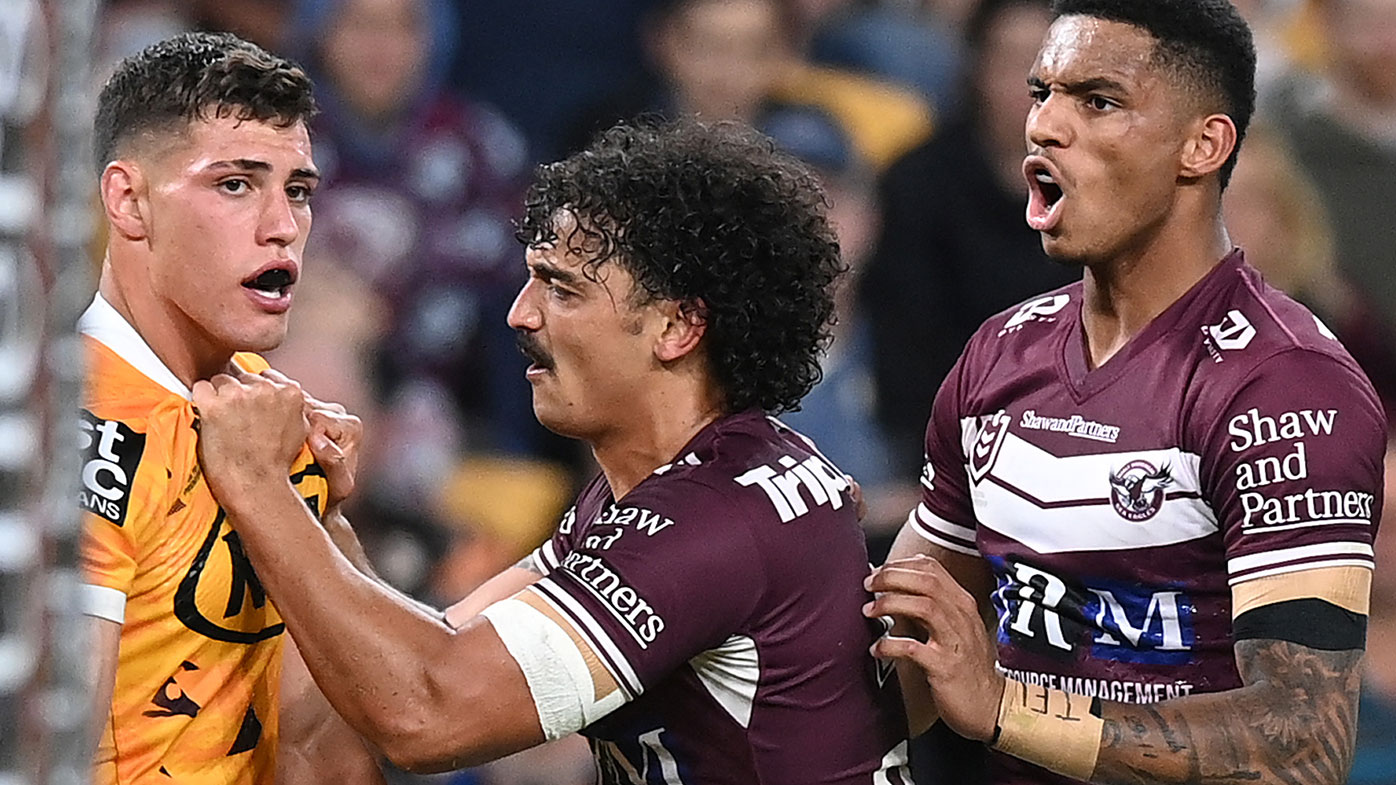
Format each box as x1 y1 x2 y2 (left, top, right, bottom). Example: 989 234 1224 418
968 410 1012 484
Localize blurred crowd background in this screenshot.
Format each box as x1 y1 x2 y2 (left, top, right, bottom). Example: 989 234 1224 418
89 0 1396 782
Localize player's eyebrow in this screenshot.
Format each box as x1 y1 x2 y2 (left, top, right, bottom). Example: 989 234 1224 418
206 158 321 182
528 259 582 287
1029 75 1130 95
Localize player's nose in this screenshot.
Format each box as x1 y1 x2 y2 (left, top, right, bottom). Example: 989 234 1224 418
507 279 543 331
1026 93 1071 150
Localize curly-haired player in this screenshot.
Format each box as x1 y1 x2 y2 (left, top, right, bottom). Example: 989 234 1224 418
186 119 914 781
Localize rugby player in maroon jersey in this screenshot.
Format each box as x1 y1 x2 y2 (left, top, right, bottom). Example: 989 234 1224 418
868 2 1384 785
190 119 913 783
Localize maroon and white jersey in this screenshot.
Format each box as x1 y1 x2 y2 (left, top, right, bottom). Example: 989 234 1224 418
526 410 911 784
909 251 1385 785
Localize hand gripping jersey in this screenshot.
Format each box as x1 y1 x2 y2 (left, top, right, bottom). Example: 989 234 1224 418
908 252 1385 785
79 295 328 784
495 411 911 785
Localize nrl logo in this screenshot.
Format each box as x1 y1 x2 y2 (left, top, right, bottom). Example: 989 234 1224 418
968 410 1012 484
1109 461 1173 522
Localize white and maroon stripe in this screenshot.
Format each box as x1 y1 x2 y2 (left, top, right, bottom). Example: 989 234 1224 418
1227 541 1374 585
908 503 979 556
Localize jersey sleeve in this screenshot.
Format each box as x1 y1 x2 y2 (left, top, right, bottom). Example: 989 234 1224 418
906 351 980 556
1200 349 1385 587
78 408 171 623
519 481 765 703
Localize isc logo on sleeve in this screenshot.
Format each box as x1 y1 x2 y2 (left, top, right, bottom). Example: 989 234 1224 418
79 410 146 525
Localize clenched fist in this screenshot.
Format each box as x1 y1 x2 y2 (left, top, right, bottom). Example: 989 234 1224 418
192 365 310 510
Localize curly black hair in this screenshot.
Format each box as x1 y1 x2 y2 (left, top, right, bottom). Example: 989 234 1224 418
517 118 845 415
1051 0 1256 188
93 32 316 174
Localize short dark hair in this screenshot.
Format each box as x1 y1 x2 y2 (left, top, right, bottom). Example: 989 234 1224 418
517 119 845 415
1050 0 1256 188
93 32 316 174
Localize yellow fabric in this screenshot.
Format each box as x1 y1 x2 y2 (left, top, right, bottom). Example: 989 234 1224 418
774 64 934 172
83 339 327 784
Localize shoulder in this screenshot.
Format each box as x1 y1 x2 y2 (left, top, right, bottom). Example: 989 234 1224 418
959 282 1082 369
1194 263 1377 406
640 415 855 532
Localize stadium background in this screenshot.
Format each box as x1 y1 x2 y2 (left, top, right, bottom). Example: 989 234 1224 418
3 0 1394 782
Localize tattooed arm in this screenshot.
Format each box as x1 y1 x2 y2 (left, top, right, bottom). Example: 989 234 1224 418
866 556 1366 785
1093 639 1361 785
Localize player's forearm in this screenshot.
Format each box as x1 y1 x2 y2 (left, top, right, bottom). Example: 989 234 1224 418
994 640 1361 785
1091 640 1360 785
221 481 471 749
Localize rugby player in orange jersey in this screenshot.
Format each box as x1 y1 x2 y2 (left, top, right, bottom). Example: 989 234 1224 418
80 32 382 784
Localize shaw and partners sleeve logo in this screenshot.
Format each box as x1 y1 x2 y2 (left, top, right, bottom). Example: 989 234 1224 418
1108 461 1173 522
990 557 1196 667
560 551 666 647
1225 406 1373 530
79 410 146 525
735 452 849 523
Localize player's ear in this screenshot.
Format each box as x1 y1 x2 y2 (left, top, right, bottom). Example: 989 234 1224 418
1179 113 1237 181
101 160 150 241
654 298 707 363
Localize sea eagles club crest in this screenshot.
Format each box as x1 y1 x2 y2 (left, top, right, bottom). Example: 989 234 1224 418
1109 461 1173 522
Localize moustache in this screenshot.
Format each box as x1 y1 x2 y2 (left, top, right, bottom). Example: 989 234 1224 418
515 331 554 369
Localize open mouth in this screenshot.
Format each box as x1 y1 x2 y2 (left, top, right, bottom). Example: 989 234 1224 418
1024 157 1066 233
242 264 297 299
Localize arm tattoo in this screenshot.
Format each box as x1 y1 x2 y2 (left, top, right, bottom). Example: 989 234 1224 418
1091 640 1361 785
515 552 543 575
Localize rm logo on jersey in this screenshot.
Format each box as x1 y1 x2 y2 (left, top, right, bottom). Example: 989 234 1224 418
1108 460 1173 522
79 410 146 525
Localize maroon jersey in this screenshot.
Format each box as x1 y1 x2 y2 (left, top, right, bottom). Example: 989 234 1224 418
527 410 911 784
910 251 1385 785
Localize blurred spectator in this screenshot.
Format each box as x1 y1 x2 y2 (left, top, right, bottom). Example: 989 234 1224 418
760 106 913 544
1268 0 1396 338
190 0 291 50
789 0 966 115
447 0 664 161
921 0 981 32
284 0 547 469
1350 445 1396 784
571 0 932 170
1224 125 1396 421
271 0 580 609
862 0 1071 473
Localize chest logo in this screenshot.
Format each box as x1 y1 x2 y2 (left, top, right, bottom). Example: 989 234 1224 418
968 411 1012 484
1108 460 1173 522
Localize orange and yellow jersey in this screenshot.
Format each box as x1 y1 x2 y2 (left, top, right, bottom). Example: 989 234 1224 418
78 294 328 784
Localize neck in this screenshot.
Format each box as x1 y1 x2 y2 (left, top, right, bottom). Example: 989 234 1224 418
99 256 232 386
1079 206 1231 369
591 383 725 500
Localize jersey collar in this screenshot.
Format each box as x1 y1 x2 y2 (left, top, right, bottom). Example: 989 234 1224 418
78 292 193 400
